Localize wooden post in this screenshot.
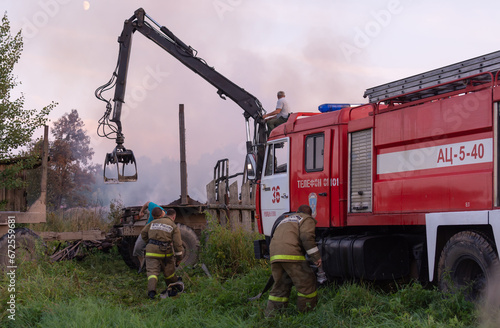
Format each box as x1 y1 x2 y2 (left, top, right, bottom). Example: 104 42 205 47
179 104 188 205
241 181 254 232
229 181 241 230
206 180 218 224
218 180 227 226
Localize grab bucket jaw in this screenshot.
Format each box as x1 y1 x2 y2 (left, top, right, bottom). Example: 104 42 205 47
104 146 138 183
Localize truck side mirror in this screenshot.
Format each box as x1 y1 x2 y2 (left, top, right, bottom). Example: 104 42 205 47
245 153 257 181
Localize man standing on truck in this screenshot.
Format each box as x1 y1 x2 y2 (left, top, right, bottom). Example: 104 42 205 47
140 208 184 299
265 205 322 317
263 90 290 134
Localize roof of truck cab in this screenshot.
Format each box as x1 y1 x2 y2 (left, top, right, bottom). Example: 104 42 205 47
269 103 375 138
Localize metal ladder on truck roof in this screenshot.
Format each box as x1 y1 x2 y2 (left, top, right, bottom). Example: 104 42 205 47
363 50 500 103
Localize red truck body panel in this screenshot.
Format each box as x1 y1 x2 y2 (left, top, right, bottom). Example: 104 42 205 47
262 82 497 230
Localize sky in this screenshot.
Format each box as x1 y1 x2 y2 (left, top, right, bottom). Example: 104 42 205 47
4 0 500 206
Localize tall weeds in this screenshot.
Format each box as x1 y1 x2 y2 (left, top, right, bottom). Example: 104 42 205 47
198 212 266 279
29 206 115 232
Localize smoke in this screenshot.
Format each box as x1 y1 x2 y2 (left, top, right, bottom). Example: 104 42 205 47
7 0 500 208
92 140 245 207
479 268 500 328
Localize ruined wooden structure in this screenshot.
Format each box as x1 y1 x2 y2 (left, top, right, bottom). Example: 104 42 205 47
0 126 48 236
206 177 257 233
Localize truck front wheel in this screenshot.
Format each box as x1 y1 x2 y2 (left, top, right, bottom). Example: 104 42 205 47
437 231 499 300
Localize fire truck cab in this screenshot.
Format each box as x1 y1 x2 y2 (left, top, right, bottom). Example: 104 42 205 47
254 51 500 298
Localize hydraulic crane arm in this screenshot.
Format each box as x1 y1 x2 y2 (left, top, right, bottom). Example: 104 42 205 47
96 8 267 182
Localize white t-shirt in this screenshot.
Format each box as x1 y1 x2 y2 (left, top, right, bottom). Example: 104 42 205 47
276 97 290 119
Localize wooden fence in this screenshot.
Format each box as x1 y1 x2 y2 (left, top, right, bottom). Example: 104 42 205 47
205 179 257 233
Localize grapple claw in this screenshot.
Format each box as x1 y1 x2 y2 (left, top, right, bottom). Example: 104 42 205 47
104 145 137 183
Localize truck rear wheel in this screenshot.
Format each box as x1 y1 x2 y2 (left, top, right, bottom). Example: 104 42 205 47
177 223 199 266
117 236 141 270
0 228 44 269
117 225 199 270
437 231 499 301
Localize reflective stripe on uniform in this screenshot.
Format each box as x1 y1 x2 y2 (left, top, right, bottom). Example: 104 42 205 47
145 252 173 258
306 246 319 255
297 290 317 298
148 275 158 281
150 222 173 233
270 254 306 261
268 295 288 303
276 215 300 230
166 272 176 280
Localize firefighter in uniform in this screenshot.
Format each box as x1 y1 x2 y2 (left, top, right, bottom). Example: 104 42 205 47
140 208 184 299
265 205 322 316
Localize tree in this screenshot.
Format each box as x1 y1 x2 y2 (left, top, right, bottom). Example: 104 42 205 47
0 12 55 189
47 109 98 210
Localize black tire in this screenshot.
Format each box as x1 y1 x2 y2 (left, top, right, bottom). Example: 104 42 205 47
0 228 44 270
118 225 199 270
437 231 500 301
117 236 140 270
177 224 199 266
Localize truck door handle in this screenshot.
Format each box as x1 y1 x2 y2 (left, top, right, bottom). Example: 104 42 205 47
262 185 270 191
281 193 288 199
319 192 327 196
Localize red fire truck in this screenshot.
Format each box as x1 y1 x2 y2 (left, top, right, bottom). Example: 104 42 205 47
251 51 500 298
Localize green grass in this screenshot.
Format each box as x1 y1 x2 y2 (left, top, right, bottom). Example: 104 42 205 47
0 245 481 328
0 216 483 327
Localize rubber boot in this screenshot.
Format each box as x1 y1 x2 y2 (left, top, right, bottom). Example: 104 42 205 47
164 277 184 297
297 295 317 313
147 276 157 293
148 290 156 299
265 300 288 318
